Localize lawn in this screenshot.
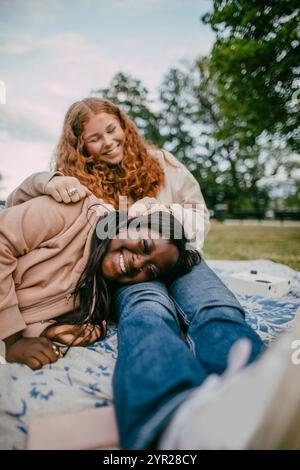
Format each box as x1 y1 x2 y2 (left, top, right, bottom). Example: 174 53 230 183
203 223 300 271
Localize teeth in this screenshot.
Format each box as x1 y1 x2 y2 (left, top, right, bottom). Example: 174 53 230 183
106 144 119 155
119 253 127 273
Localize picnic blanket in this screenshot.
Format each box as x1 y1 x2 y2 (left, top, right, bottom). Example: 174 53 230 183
0 259 299 450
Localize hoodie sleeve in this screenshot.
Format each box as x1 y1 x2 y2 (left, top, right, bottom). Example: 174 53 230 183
160 150 211 253
5 171 64 208
0 196 79 339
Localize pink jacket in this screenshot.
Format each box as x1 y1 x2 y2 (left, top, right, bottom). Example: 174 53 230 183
0 195 111 340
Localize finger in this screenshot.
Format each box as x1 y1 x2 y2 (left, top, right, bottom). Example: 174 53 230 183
42 326 58 340
81 326 101 344
129 209 145 217
48 189 63 203
37 337 61 360
145 208 160 215
39 335 59 345
59 188 72 204
70 325 94 345
135 209 151 217
82 329 95 344
84 324 100 338
36 350 55 365
73 328 92 345
70 191 81 202
128 211 139 217
51 333 76 345
69 336 86 346
77 185 91 199
92 325 101 340
43 344 60 362
26 356 44 370
89 331 101 343
43 324 77 339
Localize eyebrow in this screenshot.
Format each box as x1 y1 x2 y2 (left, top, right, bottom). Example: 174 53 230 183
85 122 116 139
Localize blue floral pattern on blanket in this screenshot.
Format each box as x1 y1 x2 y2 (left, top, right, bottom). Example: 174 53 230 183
208 259 300 344
0 259 299 449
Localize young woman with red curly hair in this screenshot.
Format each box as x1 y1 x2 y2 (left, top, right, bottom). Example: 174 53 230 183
7 97 210 250
6 98 267 450
55 97 165 209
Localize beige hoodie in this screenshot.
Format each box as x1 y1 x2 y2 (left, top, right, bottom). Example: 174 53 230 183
1 150 210 340
6 149 210 252
0 194 112 340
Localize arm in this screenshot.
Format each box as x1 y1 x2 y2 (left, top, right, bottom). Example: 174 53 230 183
6 171 62 207
159 149 210 252
168 165 210 253
0 197 84 368
6 172 91 208
0 196 76 340
129 150 210 253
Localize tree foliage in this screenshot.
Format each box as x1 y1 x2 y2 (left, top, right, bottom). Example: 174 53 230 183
93 66 274 213
202 0 300 152
92 0 300 214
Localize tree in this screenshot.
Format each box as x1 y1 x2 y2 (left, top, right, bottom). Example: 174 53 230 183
195 57 275 212
92 72 165 147
158 67 196 169
91 62 288 214
202 0 300 153
158 60 272 213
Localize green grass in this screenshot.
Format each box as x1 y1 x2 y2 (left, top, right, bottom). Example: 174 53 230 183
203 223 300 271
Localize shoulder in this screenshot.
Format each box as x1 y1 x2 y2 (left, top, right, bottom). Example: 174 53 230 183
6 196 88 233
23 195 85 216
147 146 182 170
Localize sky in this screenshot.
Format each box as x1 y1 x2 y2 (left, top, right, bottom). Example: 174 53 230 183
0 0 215 199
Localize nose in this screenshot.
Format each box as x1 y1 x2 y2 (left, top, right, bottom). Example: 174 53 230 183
132 254 148 273
102 135 113 152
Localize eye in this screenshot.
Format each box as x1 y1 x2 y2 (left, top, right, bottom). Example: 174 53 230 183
107 126 116 134
141 239 150 254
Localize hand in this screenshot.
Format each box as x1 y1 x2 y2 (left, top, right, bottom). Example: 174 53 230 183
5 337 62 370
129 197 170 218
42 323 103 346
45 176 92 204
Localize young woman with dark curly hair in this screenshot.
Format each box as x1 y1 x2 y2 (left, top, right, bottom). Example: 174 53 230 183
5 97 270 449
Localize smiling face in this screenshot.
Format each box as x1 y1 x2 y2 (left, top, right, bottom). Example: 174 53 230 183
83 112 125 165
101 226 180 284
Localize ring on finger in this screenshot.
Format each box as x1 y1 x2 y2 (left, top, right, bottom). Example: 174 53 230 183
52 344 60 355
67 187 78 196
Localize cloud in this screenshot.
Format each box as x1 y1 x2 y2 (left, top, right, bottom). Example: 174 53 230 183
0 101 59 142
0 32 89 55
0 0 64 28
0 139 54 199
82 0 170 10
107 0 167 7
165 35 214 60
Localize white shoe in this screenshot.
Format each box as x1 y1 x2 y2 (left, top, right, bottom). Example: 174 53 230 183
159 311 300 450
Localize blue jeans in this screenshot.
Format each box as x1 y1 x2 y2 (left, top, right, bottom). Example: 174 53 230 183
112 259 265 449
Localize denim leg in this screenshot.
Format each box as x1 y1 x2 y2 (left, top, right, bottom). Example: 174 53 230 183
112 280 209 450
168 259 265 374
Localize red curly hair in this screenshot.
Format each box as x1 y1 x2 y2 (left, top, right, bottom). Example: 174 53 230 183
55 97 165 208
